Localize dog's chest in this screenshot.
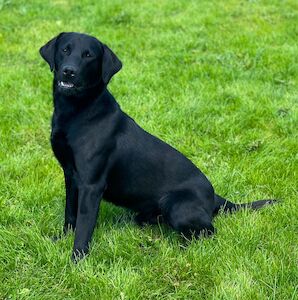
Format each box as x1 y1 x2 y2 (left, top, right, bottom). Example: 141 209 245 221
50 127 73 166
50 113 78 168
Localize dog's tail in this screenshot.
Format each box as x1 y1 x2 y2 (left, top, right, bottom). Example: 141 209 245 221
213 194 278 215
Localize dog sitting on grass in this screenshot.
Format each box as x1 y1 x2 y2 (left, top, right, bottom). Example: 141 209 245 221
40 32 276 262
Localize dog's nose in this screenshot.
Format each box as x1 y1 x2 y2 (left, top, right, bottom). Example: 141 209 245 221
62 65 76 78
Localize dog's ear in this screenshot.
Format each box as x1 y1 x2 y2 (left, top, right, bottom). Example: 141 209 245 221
39 33 64 71
102 44 122 85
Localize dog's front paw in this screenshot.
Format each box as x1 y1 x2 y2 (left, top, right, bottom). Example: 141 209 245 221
71 248 89 263
63 222 76 234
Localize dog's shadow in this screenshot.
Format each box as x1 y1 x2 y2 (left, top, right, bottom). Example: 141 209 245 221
45 200 211 251
99 202 209 250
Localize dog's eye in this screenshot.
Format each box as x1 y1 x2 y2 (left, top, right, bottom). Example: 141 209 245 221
83 51 92 58
62 46 70 54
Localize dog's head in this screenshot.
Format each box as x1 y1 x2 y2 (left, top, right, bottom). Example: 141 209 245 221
39 32 122 95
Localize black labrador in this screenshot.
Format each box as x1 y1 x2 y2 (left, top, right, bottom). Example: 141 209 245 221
40 32 276 261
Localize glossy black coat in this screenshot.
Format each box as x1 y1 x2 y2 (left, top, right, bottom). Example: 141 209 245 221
40 32 276 261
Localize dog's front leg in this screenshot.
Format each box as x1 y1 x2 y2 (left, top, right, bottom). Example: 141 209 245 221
63 169 78 234
51 133 78 237
71 180 105 262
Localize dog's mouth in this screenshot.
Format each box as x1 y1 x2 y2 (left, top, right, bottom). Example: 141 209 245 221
58 81 75 89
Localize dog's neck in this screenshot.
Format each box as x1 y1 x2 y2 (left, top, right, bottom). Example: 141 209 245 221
52 81 118 123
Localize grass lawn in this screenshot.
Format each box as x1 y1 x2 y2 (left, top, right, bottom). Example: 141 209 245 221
0 0 297 299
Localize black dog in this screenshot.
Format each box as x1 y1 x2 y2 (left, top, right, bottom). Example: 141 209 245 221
40 32 276 261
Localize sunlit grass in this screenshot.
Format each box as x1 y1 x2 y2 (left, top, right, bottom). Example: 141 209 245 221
0 0 297 299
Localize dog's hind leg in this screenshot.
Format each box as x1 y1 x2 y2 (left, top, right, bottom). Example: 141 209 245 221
135 211 161 226
160 190 215 239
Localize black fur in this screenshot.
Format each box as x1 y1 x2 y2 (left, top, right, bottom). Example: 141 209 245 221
40 32 277 261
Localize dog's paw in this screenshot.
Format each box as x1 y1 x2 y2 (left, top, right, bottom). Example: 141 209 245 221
63 222 76 234
71 248 88 263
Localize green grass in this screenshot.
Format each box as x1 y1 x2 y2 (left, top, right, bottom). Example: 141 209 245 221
0 0 297 299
